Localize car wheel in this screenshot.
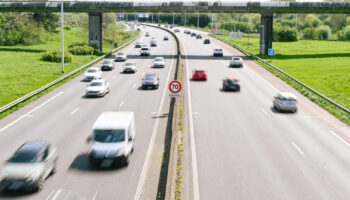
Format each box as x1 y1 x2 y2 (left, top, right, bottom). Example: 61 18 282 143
122 155 129 166
33 178 44 192
237 87 240 92
50 167 56 176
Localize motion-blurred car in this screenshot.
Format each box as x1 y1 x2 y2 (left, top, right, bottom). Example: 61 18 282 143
153 57 165 68
142 74 159 89
115 52 127 62
174 28 180 33
223 76 240 91
86 79 110 97
170 25 173 29
84 67 102 81
123 61 137 73
0 141 58 192
273 92 297 113
213 48 223 56
186 31 191 35
164 35 169 40
191 32 197 37
101 59 115 71
196 34 202 39
203 39 211 44
145 32 150 37
192 69 208 80
150 39 157 47
229 57 243 68
140 44 151 56
134 42 142 48
184 30 188 34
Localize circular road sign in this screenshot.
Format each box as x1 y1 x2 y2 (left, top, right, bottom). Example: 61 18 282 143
169 81 182 93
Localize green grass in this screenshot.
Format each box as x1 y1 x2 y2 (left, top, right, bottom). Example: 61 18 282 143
213 35 350 124
0 27 139 113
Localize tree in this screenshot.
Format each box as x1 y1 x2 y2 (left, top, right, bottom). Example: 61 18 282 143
316 25 331 40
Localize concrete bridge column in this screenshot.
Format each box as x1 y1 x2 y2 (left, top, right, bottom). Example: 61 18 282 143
89 13 102 52
260 13 273 55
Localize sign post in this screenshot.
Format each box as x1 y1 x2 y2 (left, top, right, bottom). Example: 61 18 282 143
268 48 275 62
169 81 182 98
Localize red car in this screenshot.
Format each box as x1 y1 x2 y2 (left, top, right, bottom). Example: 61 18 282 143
192 69 208 80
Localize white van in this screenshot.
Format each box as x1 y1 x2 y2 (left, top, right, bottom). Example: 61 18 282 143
89 112 135 167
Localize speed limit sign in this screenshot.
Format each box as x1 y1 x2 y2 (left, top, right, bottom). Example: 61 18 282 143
169 80 182 93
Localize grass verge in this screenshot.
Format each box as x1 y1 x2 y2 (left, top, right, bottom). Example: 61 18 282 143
211 34 350 125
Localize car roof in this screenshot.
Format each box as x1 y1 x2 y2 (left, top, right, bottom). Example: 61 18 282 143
195 68 206 71
88 67 99 70
155 57 164 59
17 141 48 154
145 73 157 77
91 79 105 83
225 76 239 81
278 92 297 99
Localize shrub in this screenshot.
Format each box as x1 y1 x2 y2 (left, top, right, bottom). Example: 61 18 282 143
343 26 350 40
63 25 72 30
69 44 95 55
302 28 316 39
316 25 331 40
274 26 298 42
41 50 72 63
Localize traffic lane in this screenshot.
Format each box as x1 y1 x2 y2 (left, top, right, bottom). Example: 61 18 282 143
179 33 350 199
0 25 176 199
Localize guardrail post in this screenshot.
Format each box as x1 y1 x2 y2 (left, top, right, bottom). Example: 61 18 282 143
89 12 103 52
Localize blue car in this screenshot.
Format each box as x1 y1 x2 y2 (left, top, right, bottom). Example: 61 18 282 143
164 35 169 40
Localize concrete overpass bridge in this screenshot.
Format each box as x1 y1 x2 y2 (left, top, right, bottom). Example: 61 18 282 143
1 1 349 54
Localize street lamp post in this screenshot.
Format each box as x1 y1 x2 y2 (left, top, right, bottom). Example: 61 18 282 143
61 0 64 74
197 12 199 28
184 12 186 26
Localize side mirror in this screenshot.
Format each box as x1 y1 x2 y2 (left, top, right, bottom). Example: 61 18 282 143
86 135 93 143
128 137 132 142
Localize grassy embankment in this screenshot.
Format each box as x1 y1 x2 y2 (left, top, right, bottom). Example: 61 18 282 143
217 35 350 124
0 26 138 118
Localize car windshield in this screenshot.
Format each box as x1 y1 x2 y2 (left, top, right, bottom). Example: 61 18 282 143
196 71 205 73
117 53 124 56
281 97 296 101
9 151 40 163
87 69 97 73
103 60 112 64
89 82 102 87
233 58 240 60
227 79 238 84
94 130 125 143
145 76 157 80
125 62 135 66
216 49 222 51
141 48 149 50
155 58 163 61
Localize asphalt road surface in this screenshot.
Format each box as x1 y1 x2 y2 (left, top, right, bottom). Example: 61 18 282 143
0 26 177 200
176 27 350 200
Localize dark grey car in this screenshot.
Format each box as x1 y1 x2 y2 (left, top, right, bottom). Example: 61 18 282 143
142 74 159 89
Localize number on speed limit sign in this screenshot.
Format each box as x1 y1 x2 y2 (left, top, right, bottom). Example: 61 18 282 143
169 81 182 93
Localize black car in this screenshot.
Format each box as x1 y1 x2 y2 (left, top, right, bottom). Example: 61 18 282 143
223 76 240 92
203 39 210 44
196 35 202 39
191 32 197 37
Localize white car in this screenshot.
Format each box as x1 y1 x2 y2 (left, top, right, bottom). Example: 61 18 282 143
213 48 223 56
0 141 58 192
115 52 127 62
153 57 165 68
140 44 151 56
273 92 298 113
84 67 102 81
229 57 243 68
123 61 137 73
145 32 150 37
86 79 110 97
100 59 114 71
150 39 157 47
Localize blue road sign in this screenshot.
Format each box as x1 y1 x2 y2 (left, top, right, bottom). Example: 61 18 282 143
268 48 275 56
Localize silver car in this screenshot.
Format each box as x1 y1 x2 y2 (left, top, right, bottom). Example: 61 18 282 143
115 52 127 62
123 61 137 73
273 92 297 113
86 79 110 97
101 59 114 71
153 57 165 68
230 57 243 68
0 141 58 192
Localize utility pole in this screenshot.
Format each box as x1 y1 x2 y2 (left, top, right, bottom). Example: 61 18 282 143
60 0 64 74
197 12 199 28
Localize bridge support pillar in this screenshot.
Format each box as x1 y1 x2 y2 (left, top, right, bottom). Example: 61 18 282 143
260 14 273 55
89 13 103 52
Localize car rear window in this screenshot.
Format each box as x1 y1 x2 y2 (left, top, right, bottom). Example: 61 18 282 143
125 62 135 66
9 151 40 163
145 76 157 80
233 58 240 60
87 69 97 73
89 82 102 86
94 130 125 143
103 60 112 64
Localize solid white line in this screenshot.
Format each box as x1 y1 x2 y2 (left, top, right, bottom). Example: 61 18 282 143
133 45 176 200
51 189 62 200
292 142 304 156
132 83 137 89
92 191 98 200
70 107 79 115
261 108 268 116
192 112 199 115
330 130 350 148
184 44 200 200
46 191 55 200
0 92 64 133
119 101 125 107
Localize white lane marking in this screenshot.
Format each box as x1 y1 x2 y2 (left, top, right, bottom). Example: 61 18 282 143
261 108 268 116
51 189 62 200
63 190 72 200
112 75 117 79
184 44 200 200
46 191 55 200
292 142 304 156
119 101 125 107
70 107 79 115
244 67 279 93
0 92 64 133
330 130 350 148
92 191 98 200
26 114 34 118
133 43 176 200
243 88 248 93
132 83 137 89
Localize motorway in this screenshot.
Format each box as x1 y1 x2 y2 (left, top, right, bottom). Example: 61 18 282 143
0 26 176 200
176 27 350 200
